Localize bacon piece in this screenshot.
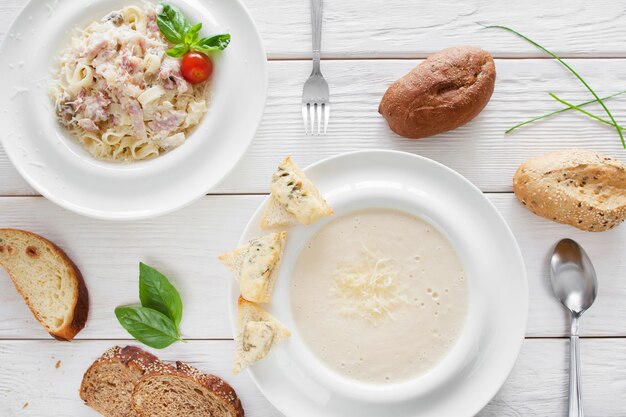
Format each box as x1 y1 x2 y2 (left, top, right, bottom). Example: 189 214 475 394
83 92 111 122
82 36 114 61
146 12 159 34
148 111 186 134
122 98 148 140
77 118 99 132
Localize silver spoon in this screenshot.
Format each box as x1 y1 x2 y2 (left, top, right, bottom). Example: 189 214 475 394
549 239 598 417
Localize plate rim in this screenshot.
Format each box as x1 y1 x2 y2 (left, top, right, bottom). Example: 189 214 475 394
229 149 529 417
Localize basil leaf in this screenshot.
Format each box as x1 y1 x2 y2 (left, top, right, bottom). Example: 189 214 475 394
115 306 180 349
139 263 183 327
166 43 189 58
157 3 191 44
192 34 231 53
185 22 202 45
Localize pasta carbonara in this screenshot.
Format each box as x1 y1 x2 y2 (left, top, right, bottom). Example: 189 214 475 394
51 3 209 162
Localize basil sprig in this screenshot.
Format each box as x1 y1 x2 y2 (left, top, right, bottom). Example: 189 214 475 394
139 262 183 327
115 306 181 349
115 263 185 349
157 3 231 58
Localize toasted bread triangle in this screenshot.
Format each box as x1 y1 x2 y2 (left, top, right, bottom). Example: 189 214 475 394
218 231 287 303
260 156 333 229
233 297 291 374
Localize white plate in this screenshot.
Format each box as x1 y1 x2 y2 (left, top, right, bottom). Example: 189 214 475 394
0 0 266 220
229 150 528 417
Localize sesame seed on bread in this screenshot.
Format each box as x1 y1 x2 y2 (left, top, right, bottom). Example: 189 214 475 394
513 149 626 232
80 346 165 417
81 346 244 417
132 360 244 417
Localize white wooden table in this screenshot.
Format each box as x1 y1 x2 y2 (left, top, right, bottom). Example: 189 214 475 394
1 0 626 415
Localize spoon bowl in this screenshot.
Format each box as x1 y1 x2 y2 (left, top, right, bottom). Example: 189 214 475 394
550 238 598 316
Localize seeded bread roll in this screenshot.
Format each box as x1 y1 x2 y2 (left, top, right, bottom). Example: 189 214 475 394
132 361 244 417
80 346 164 417
513 149 626 231
0 228 89 340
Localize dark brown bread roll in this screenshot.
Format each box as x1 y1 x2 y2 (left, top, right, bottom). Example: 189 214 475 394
379 46 496 139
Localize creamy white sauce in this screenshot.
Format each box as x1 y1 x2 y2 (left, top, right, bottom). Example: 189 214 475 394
291 208 468 384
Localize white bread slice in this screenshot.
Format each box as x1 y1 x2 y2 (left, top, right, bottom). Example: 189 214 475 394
0 229 89 340
219 232 287 303
260 156 333 229
233 297 291 374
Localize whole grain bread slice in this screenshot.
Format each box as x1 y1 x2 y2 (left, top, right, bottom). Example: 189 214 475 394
80 346 165 417
0 228 89 340
131 361 245 417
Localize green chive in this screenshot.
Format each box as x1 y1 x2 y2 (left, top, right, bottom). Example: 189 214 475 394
549 93 625 131
485 25 624 147
505 91 626 134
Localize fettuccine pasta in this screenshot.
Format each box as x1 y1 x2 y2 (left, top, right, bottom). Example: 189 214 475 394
50 2 210 162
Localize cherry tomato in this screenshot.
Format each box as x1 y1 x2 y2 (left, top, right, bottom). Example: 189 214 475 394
180 52 213 84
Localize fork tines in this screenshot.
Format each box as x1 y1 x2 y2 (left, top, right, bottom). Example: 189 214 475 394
301 101 330 135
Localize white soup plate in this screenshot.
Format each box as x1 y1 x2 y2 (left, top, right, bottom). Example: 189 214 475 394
229 150 528 417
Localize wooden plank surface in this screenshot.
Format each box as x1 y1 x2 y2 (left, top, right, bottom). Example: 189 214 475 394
1 195 624 339
1 0 626 58
1 58 626 196
1 0 626 416
1 338 625 417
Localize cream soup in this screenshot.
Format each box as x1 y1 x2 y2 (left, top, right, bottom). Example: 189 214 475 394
290 208 468 384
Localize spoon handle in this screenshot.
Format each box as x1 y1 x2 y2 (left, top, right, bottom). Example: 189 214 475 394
570 316 584 417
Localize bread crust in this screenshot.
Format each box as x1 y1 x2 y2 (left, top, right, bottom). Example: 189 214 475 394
82 345 162 375
82 346 245 417
80 346 164 417
0 228 89 341
378 46 496 139
132 361 245 417
176 362 244 417
513 149 626 231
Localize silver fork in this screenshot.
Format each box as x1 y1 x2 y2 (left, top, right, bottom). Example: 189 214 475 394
301 0 329 135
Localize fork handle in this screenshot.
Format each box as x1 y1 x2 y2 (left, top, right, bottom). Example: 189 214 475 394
310 0 323 69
